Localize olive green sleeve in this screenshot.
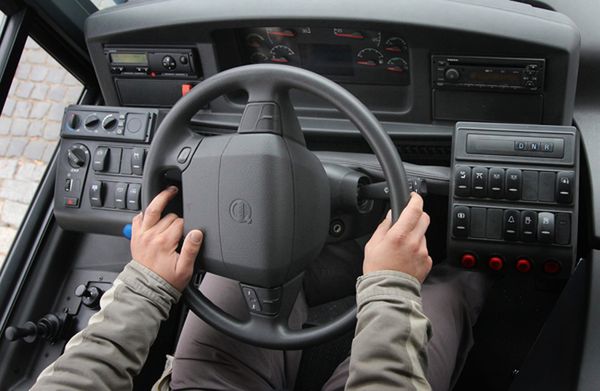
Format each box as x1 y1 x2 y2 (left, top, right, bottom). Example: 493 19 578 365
345 270 432 391
31 260 181 391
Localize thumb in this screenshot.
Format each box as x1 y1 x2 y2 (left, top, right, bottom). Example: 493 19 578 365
177 230 203 274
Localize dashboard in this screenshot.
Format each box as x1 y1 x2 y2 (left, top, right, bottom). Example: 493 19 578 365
232 27 410 85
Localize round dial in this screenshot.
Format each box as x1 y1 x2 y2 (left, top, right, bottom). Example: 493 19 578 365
162 55 176 70
386 57 409 73
84 114 100 130
356 48 384 67
250 52 269 64
270 45 295 64
267 28 296 43
102 114 118 131
66 144 89 168
246 33 266 49
384 37 407 54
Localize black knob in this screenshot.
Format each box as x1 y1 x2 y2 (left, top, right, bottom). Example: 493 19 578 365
162 55 176 71
67 113 80 130
75 284 104 308
102 114 118 131
4 321 37 343
444 68 460 81
84 115 100 130
67 145 88 168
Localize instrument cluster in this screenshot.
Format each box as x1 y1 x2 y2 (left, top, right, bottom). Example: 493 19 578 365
238 27 410 85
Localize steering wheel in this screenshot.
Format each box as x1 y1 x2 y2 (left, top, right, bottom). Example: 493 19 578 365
142 64 410 349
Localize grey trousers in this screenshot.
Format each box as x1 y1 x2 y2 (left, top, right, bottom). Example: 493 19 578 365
171 262 490 391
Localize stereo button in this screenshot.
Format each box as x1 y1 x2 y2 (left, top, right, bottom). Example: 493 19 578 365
444 68 460 81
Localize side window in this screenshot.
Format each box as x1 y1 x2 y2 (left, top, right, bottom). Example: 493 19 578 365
0 37 82 265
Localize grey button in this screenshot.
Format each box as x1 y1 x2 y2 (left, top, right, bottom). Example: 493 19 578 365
115 183 128 209
127 184 141 211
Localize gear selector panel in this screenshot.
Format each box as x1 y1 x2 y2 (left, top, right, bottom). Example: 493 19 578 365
448 122 579 277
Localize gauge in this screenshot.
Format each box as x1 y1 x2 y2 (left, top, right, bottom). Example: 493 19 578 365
246 33 266 49
333 28 365 39
356 48 384 67
384 37 408 54
250 52 269 63
270 45 295 63
386 57 409 73
267 28 296 43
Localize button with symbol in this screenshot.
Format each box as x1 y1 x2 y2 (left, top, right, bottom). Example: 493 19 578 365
488 167 505 199
521 210 537 242
471 166 488 197
537 212 555 243
514 141 527 151
452 206 470 238
89 181 104 208
556 171 574 204
505 168 522 200
527 142 540 152
541 142 554 152
454 165 471 197
503 209 520 241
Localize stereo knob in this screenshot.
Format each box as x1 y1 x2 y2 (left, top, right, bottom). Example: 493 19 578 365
84 115 100 130
162 55 176 71
102 114 118 131
444 68 460 81
67 144 88 168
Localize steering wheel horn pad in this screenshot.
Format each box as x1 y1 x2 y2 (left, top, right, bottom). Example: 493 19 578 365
142 64 410 349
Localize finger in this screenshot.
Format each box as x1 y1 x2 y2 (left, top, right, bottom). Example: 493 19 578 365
177 230 204 274
162 218 185 245
388 193 423 238
131 212 143 237
142 186 178 231
409 212 430 240
148 213 179 234
369 210 392 245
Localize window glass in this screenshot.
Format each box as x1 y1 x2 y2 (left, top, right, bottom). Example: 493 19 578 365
0 37 83 266
90 0 130 10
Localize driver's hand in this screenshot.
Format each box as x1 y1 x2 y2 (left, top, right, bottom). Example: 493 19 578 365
363 193 432 283
131 186 204 291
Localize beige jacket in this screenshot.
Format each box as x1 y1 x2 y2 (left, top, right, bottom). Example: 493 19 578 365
31 262 431 390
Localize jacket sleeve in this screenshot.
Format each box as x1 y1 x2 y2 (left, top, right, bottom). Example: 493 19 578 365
345 270 432 391
31 260 181 391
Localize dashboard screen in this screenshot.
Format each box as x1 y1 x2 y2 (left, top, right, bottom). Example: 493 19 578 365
299 44 353 76
110 53 148 65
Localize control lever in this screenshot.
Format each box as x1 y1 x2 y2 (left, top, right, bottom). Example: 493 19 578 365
4 312 71 343
75 284 104 309
359 177 427 200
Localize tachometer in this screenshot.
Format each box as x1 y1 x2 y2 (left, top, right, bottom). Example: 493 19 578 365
356 48 384 67
270 45 295 63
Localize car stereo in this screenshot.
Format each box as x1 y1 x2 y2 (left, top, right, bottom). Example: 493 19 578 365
431 55 545 93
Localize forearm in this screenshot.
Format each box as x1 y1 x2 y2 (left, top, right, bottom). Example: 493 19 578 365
346 271 432 391
32 261 180 391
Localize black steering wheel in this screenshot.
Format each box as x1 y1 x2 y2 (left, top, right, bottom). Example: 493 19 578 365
142 64 410 349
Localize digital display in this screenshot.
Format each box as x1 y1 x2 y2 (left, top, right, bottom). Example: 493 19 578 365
299 44 354 76
110 53 148 65
469 70 521 83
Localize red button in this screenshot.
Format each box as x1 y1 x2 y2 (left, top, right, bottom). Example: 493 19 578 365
460 254 477 268
516 259 532 273
488 256 504 271
543 260 562 274
181 83 193 96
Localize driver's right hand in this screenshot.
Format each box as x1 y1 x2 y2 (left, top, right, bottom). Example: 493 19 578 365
363 193 432 283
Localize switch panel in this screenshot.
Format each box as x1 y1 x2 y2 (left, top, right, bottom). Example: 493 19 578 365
449 122 579 277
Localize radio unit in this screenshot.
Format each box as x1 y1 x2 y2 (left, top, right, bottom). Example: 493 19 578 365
104 47 200 78
432 56 544 93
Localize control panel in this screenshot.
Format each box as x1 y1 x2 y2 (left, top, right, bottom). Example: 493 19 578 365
55 106 159 235
448 122 578 277
105 47 200 78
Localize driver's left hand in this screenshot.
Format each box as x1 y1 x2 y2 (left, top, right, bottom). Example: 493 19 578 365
131 186 204 291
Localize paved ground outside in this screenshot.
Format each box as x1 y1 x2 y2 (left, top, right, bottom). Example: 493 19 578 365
0 38 82 266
